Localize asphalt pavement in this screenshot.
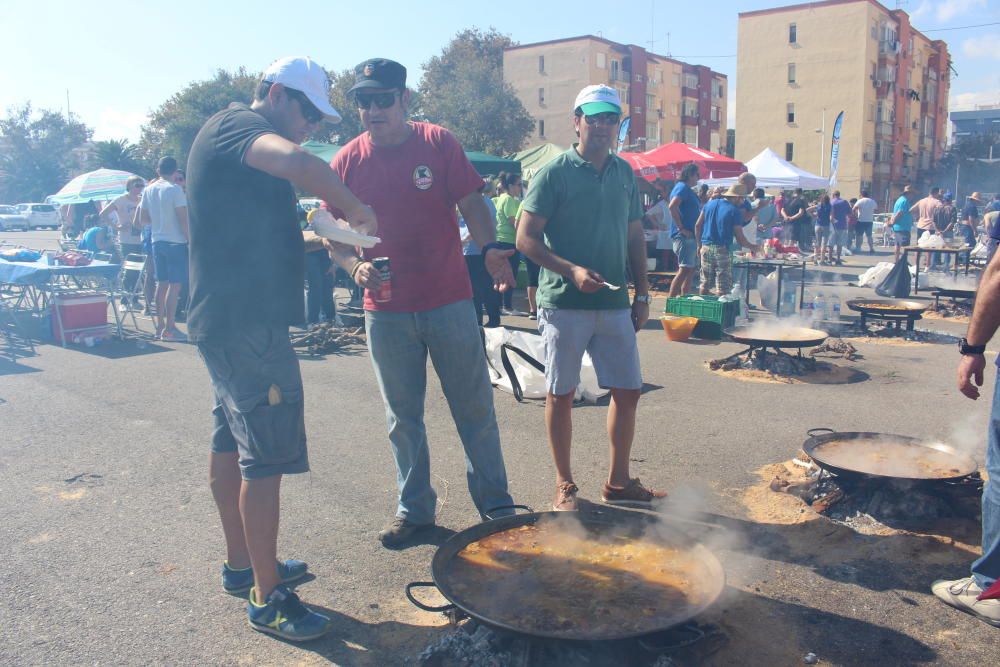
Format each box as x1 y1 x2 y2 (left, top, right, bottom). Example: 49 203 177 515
1 233 996 665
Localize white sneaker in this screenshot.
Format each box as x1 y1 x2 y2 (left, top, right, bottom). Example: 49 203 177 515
931 576 1000 627
500 308 513 316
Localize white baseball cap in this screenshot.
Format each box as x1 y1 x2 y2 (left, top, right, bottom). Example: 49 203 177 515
574 84 622 115
262 56 342 122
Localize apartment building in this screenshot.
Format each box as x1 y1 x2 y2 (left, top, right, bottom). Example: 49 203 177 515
504 36 728 153
951 105 1000 144
737 0 950 203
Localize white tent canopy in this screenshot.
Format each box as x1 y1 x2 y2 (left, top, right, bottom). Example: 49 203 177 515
700 148 829 190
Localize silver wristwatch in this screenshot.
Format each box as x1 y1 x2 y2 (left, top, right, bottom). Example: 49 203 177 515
633 294 651 304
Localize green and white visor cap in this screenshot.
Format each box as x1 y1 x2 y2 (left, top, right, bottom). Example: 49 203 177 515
574 84 622 115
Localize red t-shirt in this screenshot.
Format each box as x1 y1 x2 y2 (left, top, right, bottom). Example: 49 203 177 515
329 122 482 312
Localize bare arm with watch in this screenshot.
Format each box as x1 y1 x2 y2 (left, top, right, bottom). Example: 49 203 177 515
957 248 1000 399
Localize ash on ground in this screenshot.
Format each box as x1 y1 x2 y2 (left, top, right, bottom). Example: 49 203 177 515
770 456 981 534
843 323 959 344
289 323 365 355
410 618 724 667
809 337 858 360
709 349 815 376
926 301 973 319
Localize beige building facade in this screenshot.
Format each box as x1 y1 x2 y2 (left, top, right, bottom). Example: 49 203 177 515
504 36 727 154
737 0 950 204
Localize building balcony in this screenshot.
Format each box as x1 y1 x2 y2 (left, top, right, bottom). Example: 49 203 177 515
873 163 891 176
681 114 699 126
875 121 893 139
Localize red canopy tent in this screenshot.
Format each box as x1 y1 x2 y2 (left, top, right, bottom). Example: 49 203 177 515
620 143 746 183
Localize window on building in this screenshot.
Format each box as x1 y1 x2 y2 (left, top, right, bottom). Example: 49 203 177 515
611 60 620 81
715 82 724 99
684 73 698 88
787 103 795 124
646 94 656 110
538 87 545 105
538 56 545 74
684 126 698 145
785 142 794 161
671 103 679 117
616 84 630 104
787 63 796 84
711 131 720 153
682 99 698 117
789 23 797 44
672 130 681 142
876 101 883 122
864 144 874 161
539 119 545 138
711 106 720 122
596 52 606 69
646 122 659 147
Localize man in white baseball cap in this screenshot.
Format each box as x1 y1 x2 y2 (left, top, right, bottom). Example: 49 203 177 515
184 56 376 642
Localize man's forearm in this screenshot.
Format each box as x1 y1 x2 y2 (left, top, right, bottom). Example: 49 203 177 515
292 152 366 220
459 195 497 249
518 233 574 279
967 255 1000 345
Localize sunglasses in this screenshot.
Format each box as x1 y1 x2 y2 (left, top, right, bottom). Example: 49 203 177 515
582 113 621 126
285 88 324 124
356 91 399 110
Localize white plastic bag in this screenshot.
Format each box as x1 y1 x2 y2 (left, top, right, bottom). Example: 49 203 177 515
917 230 945 249
756 270 779 312
483 327 609 404
858 261 895 287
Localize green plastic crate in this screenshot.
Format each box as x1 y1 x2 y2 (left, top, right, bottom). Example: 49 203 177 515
665 294 738 339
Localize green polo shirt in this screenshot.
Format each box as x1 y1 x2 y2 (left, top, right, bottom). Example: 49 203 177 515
522 146 642 310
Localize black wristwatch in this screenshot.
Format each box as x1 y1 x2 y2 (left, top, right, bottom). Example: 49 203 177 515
481 242 503 256
959 338 986 355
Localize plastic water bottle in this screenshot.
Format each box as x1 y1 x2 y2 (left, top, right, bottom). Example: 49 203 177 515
731 283 749 325
829 293 841 323
813 291 827 323
780 285 797 317
802 288 815 322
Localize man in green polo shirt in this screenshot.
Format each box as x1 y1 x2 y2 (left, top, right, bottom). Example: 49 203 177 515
517 84 665 512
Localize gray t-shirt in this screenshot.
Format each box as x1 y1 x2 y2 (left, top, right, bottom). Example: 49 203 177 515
142 180 188 244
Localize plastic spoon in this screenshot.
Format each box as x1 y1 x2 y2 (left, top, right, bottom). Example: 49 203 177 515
602 282 621 290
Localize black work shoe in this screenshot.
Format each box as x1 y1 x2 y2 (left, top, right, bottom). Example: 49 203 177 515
378 517 433 548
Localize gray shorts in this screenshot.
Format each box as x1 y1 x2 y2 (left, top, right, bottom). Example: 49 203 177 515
198 324 308 480
672 236 698 268
538 308 642 395
814 226 830 244
894 230 912 248
830 229 850 247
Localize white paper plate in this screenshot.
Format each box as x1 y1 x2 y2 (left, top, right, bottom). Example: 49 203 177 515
312 216 381 249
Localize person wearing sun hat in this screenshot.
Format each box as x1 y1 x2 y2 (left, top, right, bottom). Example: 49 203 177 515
695 183 760 296
518 83 662 512
185 55 377 642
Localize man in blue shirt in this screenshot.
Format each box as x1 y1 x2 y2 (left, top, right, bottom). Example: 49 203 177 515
890 185 918 261
695 184 759 295
830 191 852 265
959 192 985 248
985 194 1000 215
666 162 702 298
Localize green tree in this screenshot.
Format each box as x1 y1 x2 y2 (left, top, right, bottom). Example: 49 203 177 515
312 68 364 146
0 103 92 203
91 138 145 176
137 68 258 170
418 28 535 155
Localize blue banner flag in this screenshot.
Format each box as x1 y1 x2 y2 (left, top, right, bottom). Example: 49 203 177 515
617 116 631 153
828 111 845 190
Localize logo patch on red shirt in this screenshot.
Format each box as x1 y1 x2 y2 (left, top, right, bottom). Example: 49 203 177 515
413 165 433 191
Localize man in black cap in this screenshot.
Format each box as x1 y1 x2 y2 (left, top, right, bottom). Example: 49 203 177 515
326 58 517 548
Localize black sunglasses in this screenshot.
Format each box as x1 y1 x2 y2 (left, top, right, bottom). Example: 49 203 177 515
582 112 621 126
285 88 324 124
356 91 400 110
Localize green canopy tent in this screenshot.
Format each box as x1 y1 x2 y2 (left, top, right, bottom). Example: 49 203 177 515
507 143 566 180
301 141 519 178
300 140 341 163
465 151 520 176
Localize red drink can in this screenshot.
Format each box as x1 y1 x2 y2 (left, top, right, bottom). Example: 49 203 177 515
371 257 392 302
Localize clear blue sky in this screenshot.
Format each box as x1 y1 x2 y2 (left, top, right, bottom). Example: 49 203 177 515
2 0 996 142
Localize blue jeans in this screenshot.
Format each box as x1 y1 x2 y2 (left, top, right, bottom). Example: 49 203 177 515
305 251 335 324
972 376 1000 588
365 299 514 524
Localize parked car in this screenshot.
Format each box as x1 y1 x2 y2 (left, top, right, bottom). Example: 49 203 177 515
16 203 62 230
0 205 30 231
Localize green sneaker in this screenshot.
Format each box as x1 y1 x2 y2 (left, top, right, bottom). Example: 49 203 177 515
247 585 332 641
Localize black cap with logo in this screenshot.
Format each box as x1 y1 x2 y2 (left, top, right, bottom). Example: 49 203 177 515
348 58 407 94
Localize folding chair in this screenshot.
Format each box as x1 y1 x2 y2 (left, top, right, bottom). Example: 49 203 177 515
108 253 148 337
